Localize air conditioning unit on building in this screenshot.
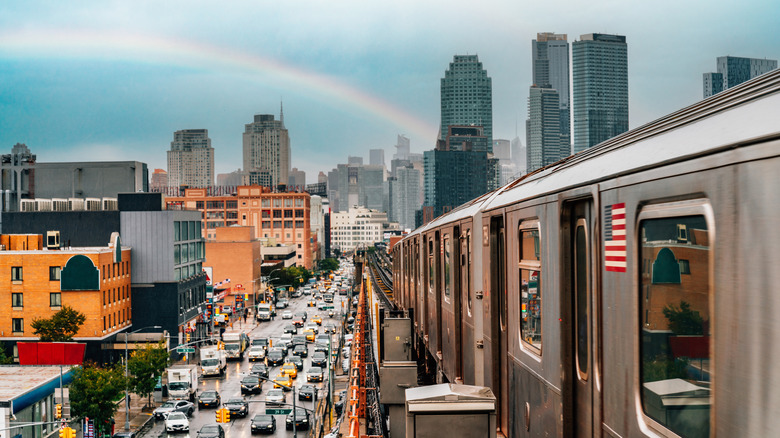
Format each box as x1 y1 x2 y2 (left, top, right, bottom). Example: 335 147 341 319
102 197 118 211
69 198 85 211
46 231 61 249
36 199 53 212
21 199 37 212
52 198 69 211
85 197 102 211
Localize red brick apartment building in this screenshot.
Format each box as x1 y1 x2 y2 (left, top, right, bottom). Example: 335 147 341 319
166 186 317 269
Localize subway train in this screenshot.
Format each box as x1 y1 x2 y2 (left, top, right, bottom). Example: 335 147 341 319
391 68 780 437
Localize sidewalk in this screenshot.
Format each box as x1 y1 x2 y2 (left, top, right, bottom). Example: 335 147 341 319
113 393 154 435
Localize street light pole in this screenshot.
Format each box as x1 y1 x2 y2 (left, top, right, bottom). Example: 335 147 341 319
124 325 161 431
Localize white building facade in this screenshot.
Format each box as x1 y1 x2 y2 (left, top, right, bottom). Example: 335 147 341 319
330 206 388 253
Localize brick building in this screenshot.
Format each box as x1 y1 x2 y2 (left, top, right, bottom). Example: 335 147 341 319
0 233 131 362
166 186 316 269
204 226 263 307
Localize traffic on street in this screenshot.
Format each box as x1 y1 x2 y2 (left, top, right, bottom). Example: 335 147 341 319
147 266 354 438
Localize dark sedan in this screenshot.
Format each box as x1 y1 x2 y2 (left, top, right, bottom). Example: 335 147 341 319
197 390 221 409
266 350 285 366
196 425 224 438
250 415 276 434
292 344 308 358
289 355 303 371
285 408 310 430
250 363 269 379
240 376 262 395
298 384 317 401
224 398 249 418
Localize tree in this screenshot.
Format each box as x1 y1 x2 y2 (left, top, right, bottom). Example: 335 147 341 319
31 305 87 341
663 301 704 335
0 345 12 364
70 363 126 433
128 342 169 407
317 258 339 272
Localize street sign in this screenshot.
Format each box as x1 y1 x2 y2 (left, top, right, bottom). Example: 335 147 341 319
265 408 292 415
177 347 195 353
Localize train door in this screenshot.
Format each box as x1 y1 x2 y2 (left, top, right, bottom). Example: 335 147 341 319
460 224 475 385
489 215 508 435
563 199 599 437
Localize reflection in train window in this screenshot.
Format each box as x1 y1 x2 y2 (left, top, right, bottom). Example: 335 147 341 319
443 234 451 301
640 215 710 438
519 222 542 353
428 239 435 295
463 229 472 316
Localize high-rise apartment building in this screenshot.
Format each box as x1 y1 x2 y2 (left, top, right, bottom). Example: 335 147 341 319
527 86 570 171
393 135 410 161
328 163 385 212
533 33 570 144
388 164 422 231
703 56 777 98
572 33 628 153
242 114 290 188
167 129 214 188
369 149 385 167
440 55 493 146
289 167 306 189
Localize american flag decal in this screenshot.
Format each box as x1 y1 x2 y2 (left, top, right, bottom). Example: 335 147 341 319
604 203 626 272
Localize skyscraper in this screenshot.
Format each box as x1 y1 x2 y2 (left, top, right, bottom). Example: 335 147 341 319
242 114 290 188
369 149 385 167
393 135 410 160
440 55 493 145
532 33 570 144
572 33 628 153
388 164 422 231
288 167 306 189
167 129 214 187
527 86 569 171
703 56 777 98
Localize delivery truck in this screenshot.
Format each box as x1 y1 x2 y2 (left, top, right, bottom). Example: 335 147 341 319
166 364 198 401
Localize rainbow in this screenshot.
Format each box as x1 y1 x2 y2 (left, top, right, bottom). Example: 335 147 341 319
0 28 438 143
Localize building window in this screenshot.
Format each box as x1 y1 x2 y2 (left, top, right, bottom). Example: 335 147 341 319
273 199 281 208
295 209 304 218
50 293 62 307
196 201 204 209
12 293 23 308
284 221 294 228
11 266 22 281
273 210 282 218
295 199 304 207
50 266 62 281
284 210 293 218
262 199 270 207
12 318 23 333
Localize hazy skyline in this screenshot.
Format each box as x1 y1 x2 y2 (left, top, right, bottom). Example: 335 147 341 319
1 0 778 179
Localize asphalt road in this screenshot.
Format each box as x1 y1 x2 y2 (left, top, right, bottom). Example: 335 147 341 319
148 288 349 438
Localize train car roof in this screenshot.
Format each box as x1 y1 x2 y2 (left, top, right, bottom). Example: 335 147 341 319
403 189 498 240
485 68 780 212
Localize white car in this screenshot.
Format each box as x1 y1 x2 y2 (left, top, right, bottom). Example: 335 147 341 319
247 346 266 362
282 310 293 319
165 411 190 433
265 388 286 405
280 333 293 344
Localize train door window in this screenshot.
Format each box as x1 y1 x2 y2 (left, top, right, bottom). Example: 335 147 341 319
639 204 711 438
462 229 472 316
519 220 542 353
428 238 435 295
443 234 451 302
575 219 589 380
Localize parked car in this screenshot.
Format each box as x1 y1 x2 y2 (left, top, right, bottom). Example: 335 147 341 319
247 346 266 362
154 400 194 420
311 352 327 368
196 424 224 438
306 366 324 383
197 390 221 409
276 299 289 309
265 388 286 405
250 363 269 379
250 414 276 434
164 412 190 433
298 384 317 401
285 408 310 430
224 398 249 418
240 376 262 395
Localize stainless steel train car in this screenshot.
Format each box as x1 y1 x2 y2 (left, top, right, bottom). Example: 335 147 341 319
392 69 780 437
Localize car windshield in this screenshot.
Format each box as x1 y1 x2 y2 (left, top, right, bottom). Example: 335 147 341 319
309 367 322 373
269 351 282 358
200 426 219 433
226 399 244 404
242 377 259 384
313 352 326 358
159 402 175 408
224 344 239 351
253 415 273 422
202 391 217 398
268 389 283 397
169 382 189 390
167 412 186 421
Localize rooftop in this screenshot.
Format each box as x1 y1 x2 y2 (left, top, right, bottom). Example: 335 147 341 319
0 365 70 401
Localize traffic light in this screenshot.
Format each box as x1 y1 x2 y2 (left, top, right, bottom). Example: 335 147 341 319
244 294 249 301
55 404 62 419
59 427 75 438
216 408 230 423
186 332 191 343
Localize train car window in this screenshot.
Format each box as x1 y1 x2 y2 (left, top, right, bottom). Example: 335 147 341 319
639 213 710 438
575 221 589 381
443 234 451 302
462 229 472 316
519 221 542 353
428 239 435 295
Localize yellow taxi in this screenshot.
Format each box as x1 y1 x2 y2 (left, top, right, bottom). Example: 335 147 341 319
281 362 298 379
311 315 323 325
303 329 316 343
307 299 316 307
273 373 292 389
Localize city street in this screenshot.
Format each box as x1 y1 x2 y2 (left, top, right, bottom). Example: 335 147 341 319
147 289 349 438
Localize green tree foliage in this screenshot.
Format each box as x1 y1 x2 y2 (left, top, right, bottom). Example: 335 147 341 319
0 345 12 364
663 301 704 335
643 356 690 382
270 266 312 288
128 342 169 406
70 363 126 427
30 305 87 341
317 258 339 272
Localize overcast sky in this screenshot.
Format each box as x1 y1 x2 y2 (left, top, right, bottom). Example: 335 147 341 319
1 0 778 180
